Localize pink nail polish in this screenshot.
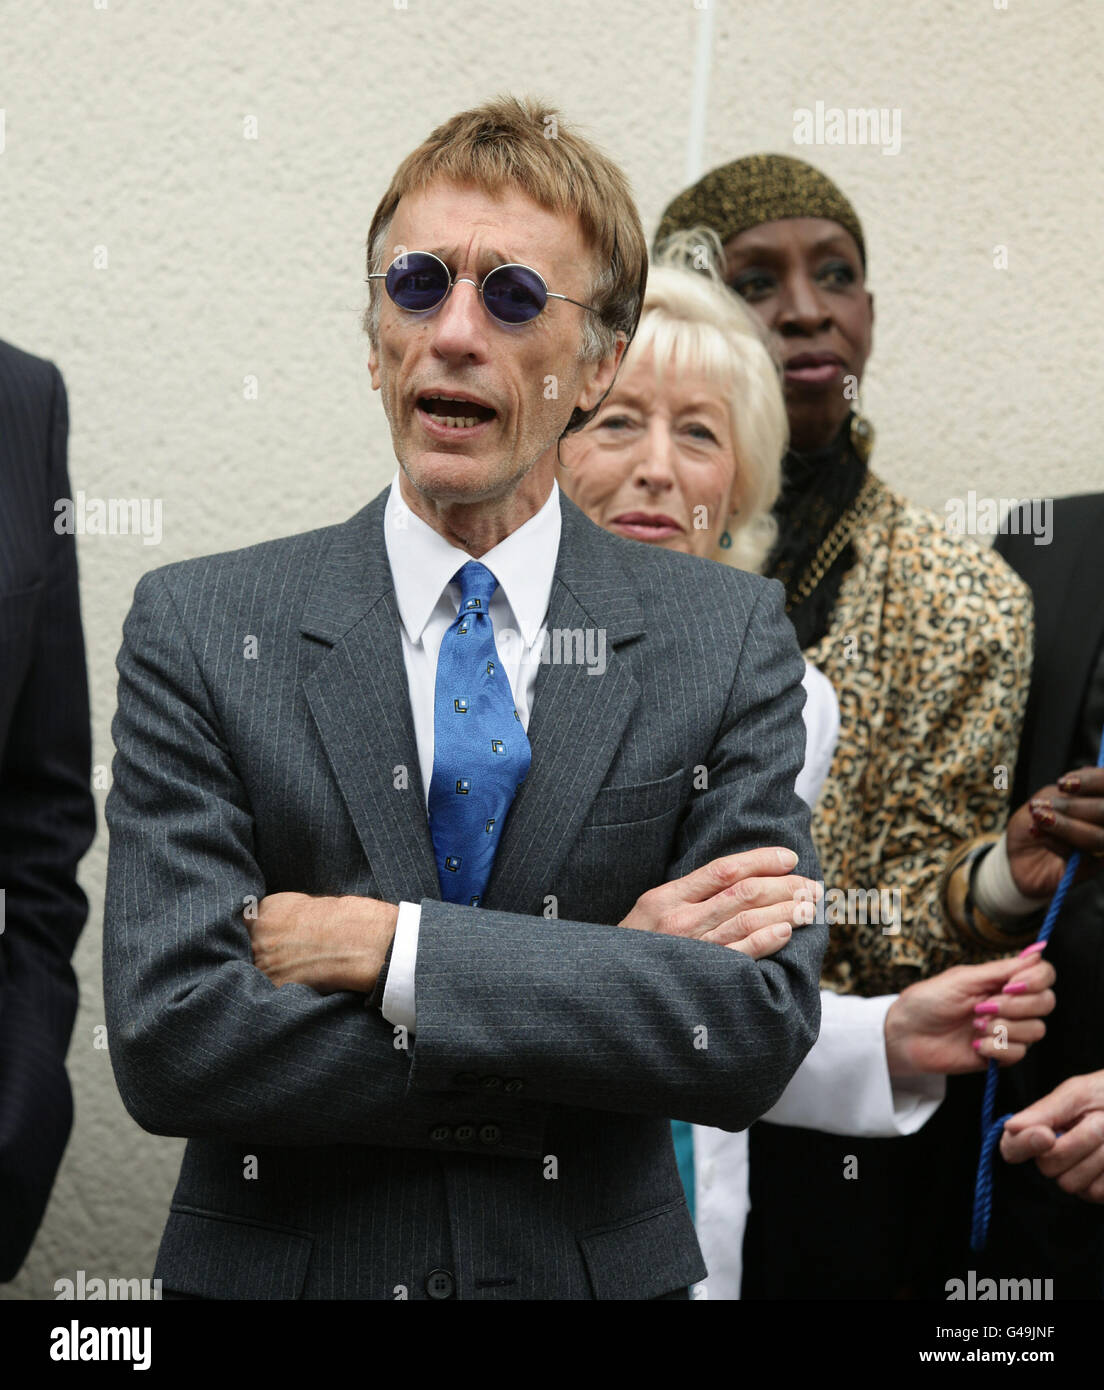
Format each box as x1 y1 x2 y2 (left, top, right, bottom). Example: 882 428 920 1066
1003 981 1027 995
1018 941 1046 958
973 1018 988 1032
974 1001 1000 1015
972 1039 983 1051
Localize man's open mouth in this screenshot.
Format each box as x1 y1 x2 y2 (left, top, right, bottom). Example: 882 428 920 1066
416 395 498 429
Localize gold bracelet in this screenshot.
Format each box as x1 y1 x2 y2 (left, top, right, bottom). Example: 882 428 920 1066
942 834 1038 948
942 835 999 944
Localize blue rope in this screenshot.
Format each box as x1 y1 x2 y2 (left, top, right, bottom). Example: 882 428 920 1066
970 730 1104 1253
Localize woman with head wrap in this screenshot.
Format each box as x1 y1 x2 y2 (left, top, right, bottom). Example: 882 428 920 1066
655 155 1040 996
649 156 1082 1298
557 248 1056 1298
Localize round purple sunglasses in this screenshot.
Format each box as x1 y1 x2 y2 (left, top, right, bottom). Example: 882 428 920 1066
367 251 598 326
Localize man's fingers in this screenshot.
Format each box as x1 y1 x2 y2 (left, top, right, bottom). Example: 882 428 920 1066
692 874 819 936
1051 1144 1104 1201
1001 1124 1056 1164
1035 1111 1104 1182
663 847 804 906
1003 1074 1104 1136
724 922 793 960
702 898 814 946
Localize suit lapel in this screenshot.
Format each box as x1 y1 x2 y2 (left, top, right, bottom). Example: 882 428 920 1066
299 487 647 912
301 492 440 904
482 496 646 913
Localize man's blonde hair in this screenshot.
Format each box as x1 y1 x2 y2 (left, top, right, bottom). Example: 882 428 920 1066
362 95 648 432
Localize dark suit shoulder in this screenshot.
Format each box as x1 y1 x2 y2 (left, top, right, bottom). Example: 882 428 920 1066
997 491 1104 565
0 335 60 409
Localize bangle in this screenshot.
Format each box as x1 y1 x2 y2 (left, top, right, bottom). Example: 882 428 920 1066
941 835 1034 948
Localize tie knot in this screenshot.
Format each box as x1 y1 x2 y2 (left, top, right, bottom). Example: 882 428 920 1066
453 560 498 615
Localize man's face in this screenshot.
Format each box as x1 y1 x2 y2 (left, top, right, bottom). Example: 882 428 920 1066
559 350 740 559
369 180 619 511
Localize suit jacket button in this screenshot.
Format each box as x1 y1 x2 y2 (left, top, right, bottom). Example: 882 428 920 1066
503 1078 524 1094
480 1075 502 1090
425 1269 455 1300
478 1123 502 1146
454 1072 478 1088
429 1125 452 1143
455 1124 475 1143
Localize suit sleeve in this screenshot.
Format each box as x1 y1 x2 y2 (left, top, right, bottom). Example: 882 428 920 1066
408 579 827 1131
0 365 96 1280
103 569 549 1155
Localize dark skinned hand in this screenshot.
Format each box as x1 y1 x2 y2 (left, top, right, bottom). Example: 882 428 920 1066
1006 765 1104 900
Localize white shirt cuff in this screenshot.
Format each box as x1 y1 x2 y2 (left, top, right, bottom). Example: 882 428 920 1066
763 991 944 1137
381 900 420 1035
972 830 1052 923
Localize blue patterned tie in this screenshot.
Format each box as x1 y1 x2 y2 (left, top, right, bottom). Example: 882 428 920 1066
427 561 532 906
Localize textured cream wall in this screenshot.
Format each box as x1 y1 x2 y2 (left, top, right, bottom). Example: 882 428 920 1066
1 0 1100 1299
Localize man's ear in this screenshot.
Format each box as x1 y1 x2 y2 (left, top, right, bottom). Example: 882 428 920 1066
576 333 626 415
368 340 381 392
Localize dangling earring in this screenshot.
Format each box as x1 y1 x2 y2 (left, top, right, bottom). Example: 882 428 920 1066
719 529 733 549
850 390 875 464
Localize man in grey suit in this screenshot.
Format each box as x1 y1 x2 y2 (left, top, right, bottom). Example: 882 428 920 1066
103 96 826 1300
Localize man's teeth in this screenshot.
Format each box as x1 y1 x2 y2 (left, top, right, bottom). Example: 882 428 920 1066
428 412 481 428
422 398 489 428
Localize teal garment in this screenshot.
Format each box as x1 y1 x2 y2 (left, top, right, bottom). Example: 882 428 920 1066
671 1119 696 1221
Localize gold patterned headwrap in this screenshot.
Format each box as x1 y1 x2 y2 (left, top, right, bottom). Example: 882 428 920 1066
654 153 866 270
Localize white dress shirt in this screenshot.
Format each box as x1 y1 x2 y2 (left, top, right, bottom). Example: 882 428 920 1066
380 472 561 1032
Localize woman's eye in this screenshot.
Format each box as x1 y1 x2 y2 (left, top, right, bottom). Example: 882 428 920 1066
686 423 718 443
729 270 774 300
818 260 856 287
598 414 633 431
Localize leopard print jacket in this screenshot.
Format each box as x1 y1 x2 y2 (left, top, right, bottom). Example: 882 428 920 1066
806 472 1034 996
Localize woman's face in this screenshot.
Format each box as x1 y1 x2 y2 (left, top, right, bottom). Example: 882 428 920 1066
558 350 740 559
723 216 873 453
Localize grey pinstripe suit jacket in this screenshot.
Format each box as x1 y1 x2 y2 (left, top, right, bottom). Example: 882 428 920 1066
103 485 825 1300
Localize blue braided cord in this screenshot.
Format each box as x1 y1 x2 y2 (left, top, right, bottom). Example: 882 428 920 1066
971 1104 1016 1251
970 728 1104 1253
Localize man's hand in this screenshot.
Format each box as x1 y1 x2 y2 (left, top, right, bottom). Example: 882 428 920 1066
1007 765 1104 899
618 847 822 960
883 952 1056 1077
1000 1071 1104 1201
248 893 397 994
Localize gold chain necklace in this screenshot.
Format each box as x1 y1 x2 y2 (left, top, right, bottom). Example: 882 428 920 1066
784 473 879 614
